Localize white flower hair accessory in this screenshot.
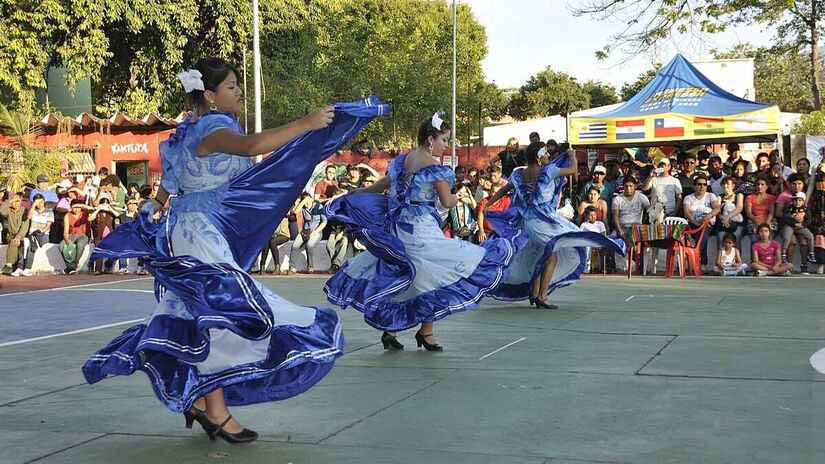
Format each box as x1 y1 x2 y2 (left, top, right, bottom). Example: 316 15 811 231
431 112 444 130
538 147 547 158
177 69 205 93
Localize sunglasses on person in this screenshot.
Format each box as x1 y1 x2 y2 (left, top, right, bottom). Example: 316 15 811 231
695 182 708 187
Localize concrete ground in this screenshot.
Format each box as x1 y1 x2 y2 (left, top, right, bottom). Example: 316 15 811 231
0 275 823 464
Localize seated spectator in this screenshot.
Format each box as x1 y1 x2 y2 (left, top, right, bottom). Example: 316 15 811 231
612 177 649 271
127 182 141 201
449 183 477 241
696 149 711 175
769 149 794 179
754 152 771 175
453 165 469 187
474 171 492 204
715 176 745 250
723 143 753 175
744 177 776 244
779 192 816 272
340 164 363 191
117 199 140 274
314 165 339 205
577 186 609 230
582 165 615 203
289 194 326 274
489 165 507 188
61 199 96 274
777 173 809 266
715 233 747 276
797 157 812 188
613 159 635 197
580 206 607 273
767 163 785 195
91 197 118 274
751 223 793 276
476 182 511 242
29 173 59 203
13 194 54 276
682 174 721 272
642 158 681 217
260 217 290 274
0 194 29 275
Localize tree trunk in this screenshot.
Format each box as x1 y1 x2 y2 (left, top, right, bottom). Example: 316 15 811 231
812 0 822 110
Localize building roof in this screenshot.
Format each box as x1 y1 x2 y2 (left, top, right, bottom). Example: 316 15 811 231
38 111 187 131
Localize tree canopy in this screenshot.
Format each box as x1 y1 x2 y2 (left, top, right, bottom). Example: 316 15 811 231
507 67 617 120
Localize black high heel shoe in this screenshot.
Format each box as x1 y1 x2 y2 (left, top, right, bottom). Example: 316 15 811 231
183 406 211 432
415 331 443 351
381 331 404 350
528 295 537 307
207 414 259 444
533 298 558 310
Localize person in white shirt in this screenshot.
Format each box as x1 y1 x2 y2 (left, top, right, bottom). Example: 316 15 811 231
580 206 607 273
642 158 682 217
683 173 721 271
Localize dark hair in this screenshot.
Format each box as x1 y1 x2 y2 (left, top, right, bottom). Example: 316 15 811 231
325 164 337 173
184 57 241 109
101 175 120 187
128 182 139 191
98 167 109 175
71 199 84 206
624 176 638 185
489 164 503 174
756 223 771 233
584 205 597 216
99 197 110 204
684 153 697 162
558 142 570 152
525 141 545 165
529 131 541 141
756 152 769 161
723 233 737 243
417 115 451 146
454 165 466 174
697 149 711 159
546 139 558 148
787 173 804 184
139 184 152 199
693 173 708 182
587 186 600 196
728 143 740 153
32 193 44 201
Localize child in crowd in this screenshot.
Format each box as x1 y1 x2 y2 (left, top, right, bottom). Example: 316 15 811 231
780 191 817 267
715 233 747 276
751 223 794 277
580 206 607 273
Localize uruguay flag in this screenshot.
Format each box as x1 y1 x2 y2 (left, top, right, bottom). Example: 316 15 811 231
653 117 684 137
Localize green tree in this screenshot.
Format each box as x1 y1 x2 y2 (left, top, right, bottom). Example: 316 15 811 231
571 0 825 109
793 110 825 134
583 80 619 107
508 68 590 120
713 44 815 112
619 65 661 102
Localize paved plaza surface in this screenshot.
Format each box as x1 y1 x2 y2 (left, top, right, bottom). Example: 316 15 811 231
0 275 823 463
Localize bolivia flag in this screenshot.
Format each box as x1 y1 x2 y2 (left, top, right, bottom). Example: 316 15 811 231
654 117 685 137
615 119 645 139
694 116 725 135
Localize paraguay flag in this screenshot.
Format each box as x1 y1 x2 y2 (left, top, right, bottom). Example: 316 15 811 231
653 117 684 137
615 119 645 139
578 122 608 140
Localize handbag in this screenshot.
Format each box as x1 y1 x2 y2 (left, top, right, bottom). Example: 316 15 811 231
59 242 78 263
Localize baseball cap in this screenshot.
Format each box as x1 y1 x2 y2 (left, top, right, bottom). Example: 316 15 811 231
58 179 72 188
37 174 48 183
593 165 607 174
657 158 671 166
793 192 807 201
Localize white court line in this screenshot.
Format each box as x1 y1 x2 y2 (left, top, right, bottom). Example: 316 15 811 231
0 318 144 348
479 337 527 361
0 277 153 298
62 288 154 294
625 295 635 302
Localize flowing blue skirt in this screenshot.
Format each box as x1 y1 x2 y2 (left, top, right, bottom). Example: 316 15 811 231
82 98 388 412
323 193 522 331
487 208 626 301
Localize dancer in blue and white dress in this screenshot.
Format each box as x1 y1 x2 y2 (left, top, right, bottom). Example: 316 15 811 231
82 58 388 443
485 141 626 308
324 115 519 351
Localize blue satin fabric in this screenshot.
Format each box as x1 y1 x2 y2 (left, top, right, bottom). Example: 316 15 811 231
84 97 387 412
323 155 521 332
487 153 626 301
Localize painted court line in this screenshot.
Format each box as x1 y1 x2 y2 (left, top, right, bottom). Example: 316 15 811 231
479 337 526 361
61 288 154 294
625 295 635 302
0 277 152 297
0 318 144 348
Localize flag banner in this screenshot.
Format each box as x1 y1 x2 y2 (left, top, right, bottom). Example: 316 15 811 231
654 117 684 137
732 115 768 132
578 122 608 140
615 119 646 139
694 116 725 135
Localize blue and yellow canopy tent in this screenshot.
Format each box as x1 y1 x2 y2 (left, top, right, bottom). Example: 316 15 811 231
569 54 780 148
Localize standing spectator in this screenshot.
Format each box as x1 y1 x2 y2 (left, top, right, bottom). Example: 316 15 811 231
259 217 290 274
769 149 794 179
497 137 525 177
580 205 607 273
29 174 58 203
715 177 745 250
613 159 635 197
51 180 72 244
582 165 615 203
340 164 363 191
642 158 682 217
676 153 701 197
723 143 753 175
150 180 161 200
61 199 96 274
117 199 140 274
476 182 511 242
696 149 711 175
707 154 727 196
715 233 748 276
90 197 118 274
474 171 492 204
289 195 326 274
0 194 30 275
314 165 339 205
744 177 776 243
528 131 541 143
809 160 825 273
767 163 785 195
751 223 793 276
797 157 812 188
779 192 816 271
448 183 477 241
577 186 609 229
682 174 721 271
13 194 54 276
754 152 771 175
126 183 141 201
489 165 508 188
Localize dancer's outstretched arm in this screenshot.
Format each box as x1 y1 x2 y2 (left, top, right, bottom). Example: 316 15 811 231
352 176 391 194
197 106 334 157
557 151 579 178
483 184 514 212
435 181 458 209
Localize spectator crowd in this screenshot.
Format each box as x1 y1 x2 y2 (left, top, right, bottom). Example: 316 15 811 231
2 137 825 279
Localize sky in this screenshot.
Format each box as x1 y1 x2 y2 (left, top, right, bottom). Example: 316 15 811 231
468 0 775 91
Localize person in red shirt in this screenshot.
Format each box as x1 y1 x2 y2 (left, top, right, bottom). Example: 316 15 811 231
314 165 339 204
751 223 793 276
476 182 511 242
61 199 98 274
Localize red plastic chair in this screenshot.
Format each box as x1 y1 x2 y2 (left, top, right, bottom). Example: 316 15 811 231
665 220 709 279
